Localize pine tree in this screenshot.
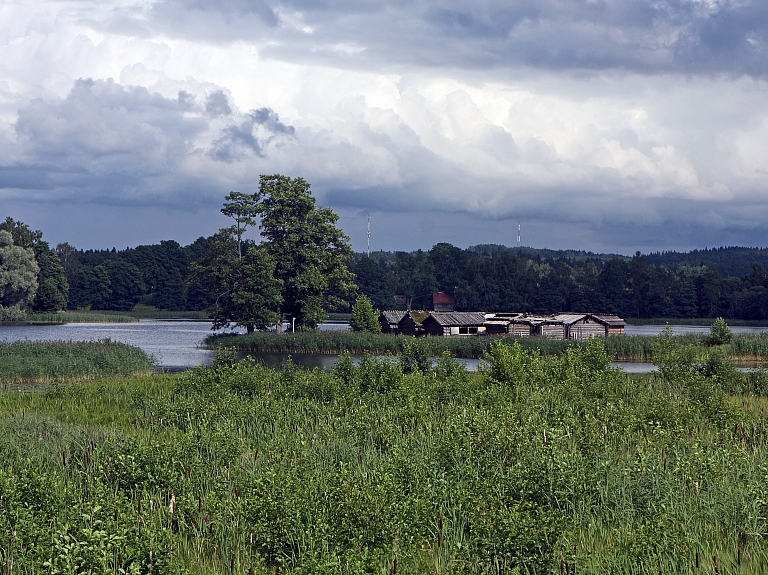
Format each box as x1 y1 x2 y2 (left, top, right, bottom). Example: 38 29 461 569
350 294 381 332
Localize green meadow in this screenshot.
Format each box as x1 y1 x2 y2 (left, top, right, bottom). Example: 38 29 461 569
2 337 768 573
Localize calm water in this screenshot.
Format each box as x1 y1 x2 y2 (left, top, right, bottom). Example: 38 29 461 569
0 320 766 373
624 324 768 336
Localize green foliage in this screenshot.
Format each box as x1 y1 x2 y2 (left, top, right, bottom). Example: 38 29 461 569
191 231 283 333
399 336 433 373
349 294 380 332
0 216 42 247
2 338 768 573
32 241 69 312
0 340 154 381
708 316 733 345
0 229 39 321
97 260 146 311
481 340 542 388
257 174 356 328
348 256 394 310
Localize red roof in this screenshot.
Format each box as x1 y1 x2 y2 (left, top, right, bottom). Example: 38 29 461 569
432 291 455 305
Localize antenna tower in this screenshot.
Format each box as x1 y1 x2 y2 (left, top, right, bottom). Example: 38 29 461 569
367 213 371 256
517 221 521 248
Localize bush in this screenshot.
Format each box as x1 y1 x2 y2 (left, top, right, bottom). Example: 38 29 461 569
708 317 733 345
349 295 381 333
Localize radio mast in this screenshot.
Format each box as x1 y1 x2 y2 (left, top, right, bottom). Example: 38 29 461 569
367 213 371 256
517 221 521 248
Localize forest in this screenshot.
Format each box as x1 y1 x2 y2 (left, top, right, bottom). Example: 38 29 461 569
5 216 768 320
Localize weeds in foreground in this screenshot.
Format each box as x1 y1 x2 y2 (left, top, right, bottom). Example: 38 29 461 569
1 339 767 573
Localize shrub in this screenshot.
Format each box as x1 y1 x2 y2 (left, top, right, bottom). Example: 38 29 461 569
708 317 733 345
349 295 381 333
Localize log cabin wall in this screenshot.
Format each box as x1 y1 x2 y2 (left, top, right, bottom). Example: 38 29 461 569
540 323 566 338
567 318 606 339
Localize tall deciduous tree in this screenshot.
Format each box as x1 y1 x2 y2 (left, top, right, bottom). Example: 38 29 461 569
191 231 283 333
32 242 69 312
1 218 69 311
256 174 355 329
0 230 39 321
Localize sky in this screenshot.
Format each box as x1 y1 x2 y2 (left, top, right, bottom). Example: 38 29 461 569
1 0 768 254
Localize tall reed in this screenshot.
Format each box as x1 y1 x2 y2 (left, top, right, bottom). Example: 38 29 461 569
1 340 767 573
0 340 155 382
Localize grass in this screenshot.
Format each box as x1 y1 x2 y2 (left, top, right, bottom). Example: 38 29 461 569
1 340 768 573
0 340 155 384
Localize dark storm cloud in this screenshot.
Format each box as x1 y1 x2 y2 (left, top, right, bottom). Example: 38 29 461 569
101 0 768 76
205 91 232 117
4 78 295 205
99 0 279 40
210 107 295 160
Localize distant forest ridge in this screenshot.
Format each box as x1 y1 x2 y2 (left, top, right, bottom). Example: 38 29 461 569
462 244 768 278
40 237 768 320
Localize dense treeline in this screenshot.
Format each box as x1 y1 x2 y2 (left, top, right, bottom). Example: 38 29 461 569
352 243 768 320
57 237 217 312
5 210 768 320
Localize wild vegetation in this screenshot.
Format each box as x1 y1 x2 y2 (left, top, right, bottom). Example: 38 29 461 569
0 340 154 384
1 338 768 573
204 329 768 362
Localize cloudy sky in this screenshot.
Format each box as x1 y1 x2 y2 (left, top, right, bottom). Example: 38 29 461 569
1 0 767 254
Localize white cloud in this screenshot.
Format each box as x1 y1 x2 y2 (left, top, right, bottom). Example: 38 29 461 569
1 0 768 252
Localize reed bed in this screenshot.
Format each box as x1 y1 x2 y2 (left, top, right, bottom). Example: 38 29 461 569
0 340 155 383
0 340 767 573
209 330 768 362
206 330 700 360
26 310 139 324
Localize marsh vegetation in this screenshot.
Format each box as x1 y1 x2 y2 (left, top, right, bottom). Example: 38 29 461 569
1 337 768 573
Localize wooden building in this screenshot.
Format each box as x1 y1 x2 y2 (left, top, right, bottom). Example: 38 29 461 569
422 312 487 336
432 291 455 312
398 310 431 336
379 311 406 334
379 309 626 339
542 313 627 339
589 314 626 335
482 312 627 339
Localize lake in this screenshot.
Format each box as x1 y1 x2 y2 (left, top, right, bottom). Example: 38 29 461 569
0 320 766 373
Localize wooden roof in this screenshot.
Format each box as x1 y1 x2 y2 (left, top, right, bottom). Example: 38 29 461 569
589 314 627 326
380 310 407 325
425 312 487 326
407 310 431 325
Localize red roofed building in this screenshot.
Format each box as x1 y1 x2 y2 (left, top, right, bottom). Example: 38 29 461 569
432 291 455 312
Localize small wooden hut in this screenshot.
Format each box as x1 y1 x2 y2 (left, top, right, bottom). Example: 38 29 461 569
379 311 406 334
432 291 455 312
398 311 430 336
422 312 487 336
508 315 543 337
589 314 626 335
